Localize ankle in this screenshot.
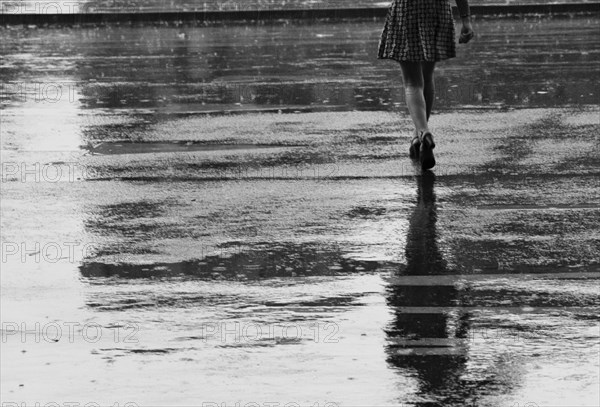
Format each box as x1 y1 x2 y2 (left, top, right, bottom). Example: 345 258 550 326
417 130 431 139
420 131 435 148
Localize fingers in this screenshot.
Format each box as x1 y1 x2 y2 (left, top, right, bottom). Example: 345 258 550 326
459 30 474 44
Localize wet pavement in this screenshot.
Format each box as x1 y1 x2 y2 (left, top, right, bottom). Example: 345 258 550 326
1 13 600 407
0 0 596 14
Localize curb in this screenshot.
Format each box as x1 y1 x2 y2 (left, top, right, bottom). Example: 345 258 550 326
1 3 599 25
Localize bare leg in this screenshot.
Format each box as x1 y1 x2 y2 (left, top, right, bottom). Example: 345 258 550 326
400 61 436 169
399 61 430 136
422 62 436 121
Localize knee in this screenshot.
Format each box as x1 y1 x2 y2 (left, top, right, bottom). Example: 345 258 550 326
404 81 424 94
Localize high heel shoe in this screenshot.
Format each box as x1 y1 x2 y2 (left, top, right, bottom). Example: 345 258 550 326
409 136 421 159
419 131 436 170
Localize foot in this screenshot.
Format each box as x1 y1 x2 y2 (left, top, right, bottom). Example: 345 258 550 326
419 131 436 170
409 136 421 159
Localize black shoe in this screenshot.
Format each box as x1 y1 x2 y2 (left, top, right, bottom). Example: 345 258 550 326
419 131 436 170
409 136 421 159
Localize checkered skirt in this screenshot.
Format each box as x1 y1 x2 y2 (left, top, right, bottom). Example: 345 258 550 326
378 0 456 62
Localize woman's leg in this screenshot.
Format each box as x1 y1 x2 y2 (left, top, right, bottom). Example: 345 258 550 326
399 61 429 136
421 62 436 121
400 61 437 169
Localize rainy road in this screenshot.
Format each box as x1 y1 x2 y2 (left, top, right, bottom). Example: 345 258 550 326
1 13 600 407
0 0 596 13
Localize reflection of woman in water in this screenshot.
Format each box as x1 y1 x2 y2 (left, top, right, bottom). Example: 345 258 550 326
378 0 474 170
404 172 446 276
386 172 472 404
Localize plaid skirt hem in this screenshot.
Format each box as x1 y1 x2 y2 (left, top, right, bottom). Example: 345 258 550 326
377 0 456 63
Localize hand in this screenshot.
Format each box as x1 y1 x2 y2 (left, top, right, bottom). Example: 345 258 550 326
459 20 474 44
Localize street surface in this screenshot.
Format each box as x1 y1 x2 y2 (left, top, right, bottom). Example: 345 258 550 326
1 13 599 407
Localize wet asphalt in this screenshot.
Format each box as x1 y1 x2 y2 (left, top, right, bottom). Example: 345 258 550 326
1 13 599 407
0 0 596 13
